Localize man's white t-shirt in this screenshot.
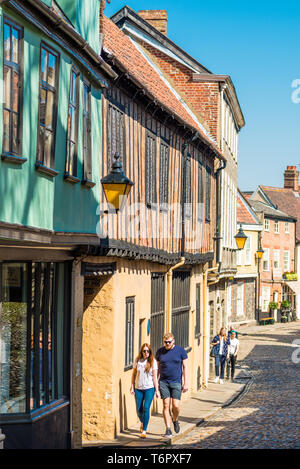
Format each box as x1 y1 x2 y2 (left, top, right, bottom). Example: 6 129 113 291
229 338 239 356
133 358 158 390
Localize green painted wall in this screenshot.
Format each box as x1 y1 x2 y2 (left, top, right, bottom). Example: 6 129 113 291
0 6 103 234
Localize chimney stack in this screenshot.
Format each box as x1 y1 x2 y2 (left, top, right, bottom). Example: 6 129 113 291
284 165 299 191
138 10 168 36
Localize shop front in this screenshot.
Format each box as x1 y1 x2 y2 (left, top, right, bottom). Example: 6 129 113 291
0 253 72 449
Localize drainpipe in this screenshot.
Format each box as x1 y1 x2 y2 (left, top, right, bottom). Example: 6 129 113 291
166 257 185 333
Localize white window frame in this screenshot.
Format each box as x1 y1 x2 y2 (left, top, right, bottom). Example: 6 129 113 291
245 235 251 265
236 248 242 266
263 248 270 271
262 286 270 312
274 249 280 270
264 219 270 231
274 220 279 234
284 250 290 272
285 222 289 234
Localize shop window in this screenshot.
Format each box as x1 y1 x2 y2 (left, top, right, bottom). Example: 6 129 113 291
0 262 70 415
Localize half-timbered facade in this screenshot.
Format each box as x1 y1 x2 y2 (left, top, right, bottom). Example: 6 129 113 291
79 15 228 444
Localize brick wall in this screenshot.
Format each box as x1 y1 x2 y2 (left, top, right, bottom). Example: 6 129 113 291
138 40 220 143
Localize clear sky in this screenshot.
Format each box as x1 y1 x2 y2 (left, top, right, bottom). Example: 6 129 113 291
105 0 300 192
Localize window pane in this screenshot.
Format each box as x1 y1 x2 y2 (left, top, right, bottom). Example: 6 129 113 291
3 66 11 109
11 27 19 64
47 53 56 87
41 48 48 83
45 90 54 130
12 71 19 112
12 112 19 154
43 129 53 167
3 110 10 153
0 263 27 414
39 88 46 126
4 24 11 62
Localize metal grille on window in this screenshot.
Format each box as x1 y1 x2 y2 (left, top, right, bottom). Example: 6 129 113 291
150 273 165 354
172 270 190 348
146 134 157 206
205 166 211 222
107 103 125 173
184 155 192 218
125 297 134 368
159 143 169 209
3 19 23 156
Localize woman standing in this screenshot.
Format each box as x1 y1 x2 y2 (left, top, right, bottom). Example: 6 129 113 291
211 327 230 384
130 343 160 438
227 331 240 382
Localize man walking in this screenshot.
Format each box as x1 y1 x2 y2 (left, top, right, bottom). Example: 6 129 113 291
155 333 188 439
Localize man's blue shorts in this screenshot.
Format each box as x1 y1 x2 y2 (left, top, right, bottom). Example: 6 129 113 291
159 380 182 400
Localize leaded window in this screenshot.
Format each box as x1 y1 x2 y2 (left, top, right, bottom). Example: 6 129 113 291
2 18 23 157
184 154 192 218
205 166 212 222
197 161 204 221
145 133 157 206
107 103 125 172
159 142 169 208
37 44 59 169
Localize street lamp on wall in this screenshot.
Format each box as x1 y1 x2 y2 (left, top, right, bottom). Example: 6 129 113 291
101 153 134 211
234 224 248 250
256 247 264 260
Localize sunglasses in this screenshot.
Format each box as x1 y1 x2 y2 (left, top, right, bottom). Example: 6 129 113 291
164 340 173 345
142 349 150 353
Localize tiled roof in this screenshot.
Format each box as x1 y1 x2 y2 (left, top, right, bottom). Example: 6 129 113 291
260 185 300 241
237 192 260 225
102 16 226 161
246 199 296 222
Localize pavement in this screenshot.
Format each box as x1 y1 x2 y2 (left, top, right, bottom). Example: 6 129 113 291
83 366 252 449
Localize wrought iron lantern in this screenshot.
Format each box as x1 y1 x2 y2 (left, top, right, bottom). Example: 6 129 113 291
234 224 247 250
101 153 134 211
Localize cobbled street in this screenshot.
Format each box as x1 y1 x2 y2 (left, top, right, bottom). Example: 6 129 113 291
172 322 300 449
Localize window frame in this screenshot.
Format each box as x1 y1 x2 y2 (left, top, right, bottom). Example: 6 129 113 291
205 165 212 222
159 141 169 211
197 160 204 222
274 249 280 270
0 260 71 419
264 218 270 232
106 100 126 174
195 282 201 338
285 222 289 234
64 66 80 183
2 16 25 164
274 220 279 234
125 296 135 370
145 130 157 208
263 247 270 272
36 42 60 176
283 250 290 272
82 79 95 187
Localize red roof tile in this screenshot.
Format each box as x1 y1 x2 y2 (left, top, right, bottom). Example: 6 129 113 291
237 193 259 225
102 16 226 160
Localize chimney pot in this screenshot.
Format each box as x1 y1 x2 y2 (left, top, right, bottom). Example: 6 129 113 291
138 10 168 36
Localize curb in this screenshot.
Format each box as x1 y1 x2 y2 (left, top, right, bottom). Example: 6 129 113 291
167 375 254 445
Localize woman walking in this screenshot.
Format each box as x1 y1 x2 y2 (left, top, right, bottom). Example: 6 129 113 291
211 327 230 384
130 343 160 438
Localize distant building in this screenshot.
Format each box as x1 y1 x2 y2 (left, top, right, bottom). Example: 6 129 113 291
228 190 262 325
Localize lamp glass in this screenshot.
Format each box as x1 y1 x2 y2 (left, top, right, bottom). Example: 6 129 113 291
102 183 129 211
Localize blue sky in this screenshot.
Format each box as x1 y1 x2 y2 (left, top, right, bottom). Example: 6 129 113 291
105 0 300 191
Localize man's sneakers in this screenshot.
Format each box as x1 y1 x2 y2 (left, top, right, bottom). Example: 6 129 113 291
214 376 220 383
220 379 224 384
164 427 172 439
173 420 180 434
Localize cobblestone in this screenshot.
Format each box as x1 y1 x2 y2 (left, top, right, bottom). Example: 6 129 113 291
172 322 300 449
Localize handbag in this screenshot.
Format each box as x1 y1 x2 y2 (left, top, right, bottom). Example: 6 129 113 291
210 345 217 358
